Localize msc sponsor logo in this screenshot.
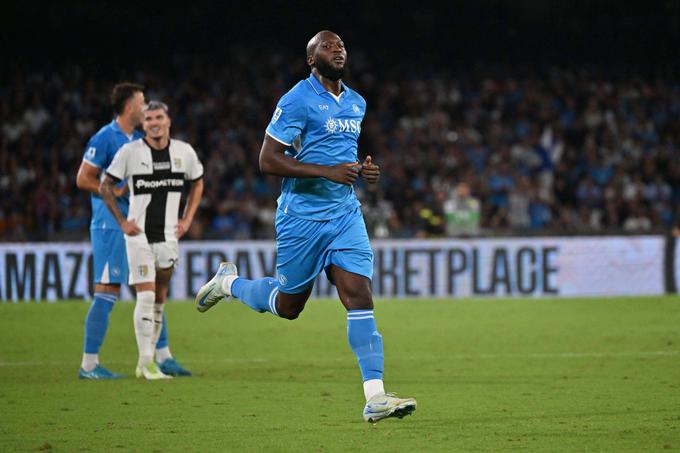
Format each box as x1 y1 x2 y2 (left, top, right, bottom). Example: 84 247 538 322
324 117 361 135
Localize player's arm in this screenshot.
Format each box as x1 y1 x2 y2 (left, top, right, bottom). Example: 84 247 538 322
77 138 127 196
76 160 104 195
77 161 128 196
99 174 141 236
176 178 203 239
259 134 360 185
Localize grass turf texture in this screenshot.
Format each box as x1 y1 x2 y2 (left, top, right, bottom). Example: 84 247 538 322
0 297 678 452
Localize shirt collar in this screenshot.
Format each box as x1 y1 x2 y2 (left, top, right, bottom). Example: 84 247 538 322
306 73 347 97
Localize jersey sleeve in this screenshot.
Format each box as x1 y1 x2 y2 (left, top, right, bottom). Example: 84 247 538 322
82 133 111 169
265 91 307 146
105 144 129 181
185 145 204 181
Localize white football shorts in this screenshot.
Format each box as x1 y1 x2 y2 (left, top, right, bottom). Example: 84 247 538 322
125 237 179 285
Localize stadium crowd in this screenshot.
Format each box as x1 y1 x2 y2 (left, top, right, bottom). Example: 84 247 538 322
1 53 679 241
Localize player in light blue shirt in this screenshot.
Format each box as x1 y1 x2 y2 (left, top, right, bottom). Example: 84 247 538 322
195 31 416 422
76 83 190 379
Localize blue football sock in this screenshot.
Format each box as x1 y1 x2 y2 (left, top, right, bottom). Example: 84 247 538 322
231 277 279 316
83 293 116 354
347 309 384 381
156 314 169 349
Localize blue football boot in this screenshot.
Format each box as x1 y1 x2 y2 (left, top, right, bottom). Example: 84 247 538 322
158 358 192 377
78 364 123 379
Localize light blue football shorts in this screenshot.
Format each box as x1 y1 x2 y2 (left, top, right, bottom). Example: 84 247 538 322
90 228 128 285
275 206 374 294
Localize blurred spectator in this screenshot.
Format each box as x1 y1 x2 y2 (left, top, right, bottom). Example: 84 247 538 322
508 176 531 229
623 203 652 232
1 55 679 241
443 182 480 236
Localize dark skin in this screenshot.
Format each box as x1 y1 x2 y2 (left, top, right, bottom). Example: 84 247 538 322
259 30 380 319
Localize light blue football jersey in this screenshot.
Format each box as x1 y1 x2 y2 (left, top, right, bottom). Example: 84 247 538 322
82 120 143 230
266 74 365 220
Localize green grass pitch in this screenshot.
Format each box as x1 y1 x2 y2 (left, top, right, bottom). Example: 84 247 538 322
0 296 678 452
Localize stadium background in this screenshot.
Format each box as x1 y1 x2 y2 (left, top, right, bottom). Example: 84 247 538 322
1 3 679 452
2 1 680 242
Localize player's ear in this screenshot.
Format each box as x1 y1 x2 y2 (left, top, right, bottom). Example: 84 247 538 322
306 54 314 67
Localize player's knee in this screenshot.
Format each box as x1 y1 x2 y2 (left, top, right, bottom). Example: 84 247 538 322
342 287 373 310
277 304 304 320
278 308 302 320
95 283 121 295
279 312 299 320
346 296 373 311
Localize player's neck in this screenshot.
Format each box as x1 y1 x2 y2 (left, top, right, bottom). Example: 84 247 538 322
146 136 170 150
115 116 136 136
312 70 343 96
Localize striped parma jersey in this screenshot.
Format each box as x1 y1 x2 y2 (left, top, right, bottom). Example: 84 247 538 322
105 138 204 243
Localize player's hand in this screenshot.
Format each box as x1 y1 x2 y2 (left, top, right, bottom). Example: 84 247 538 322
113 184 128 198
324 162 361 185
121 219 141 236
360 155 380 184
176 218 191 239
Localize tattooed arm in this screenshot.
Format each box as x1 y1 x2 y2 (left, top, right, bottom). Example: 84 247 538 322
99 174 141 236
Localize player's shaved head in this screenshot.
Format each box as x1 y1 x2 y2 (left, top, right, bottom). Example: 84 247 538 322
306 30 347 81
306 30 341 57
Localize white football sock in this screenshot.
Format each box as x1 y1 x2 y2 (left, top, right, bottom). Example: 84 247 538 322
220 275 238 295
152 303 164 349
81 353 98 372
134 291 156 367
363 379 385 401
155 346 173 362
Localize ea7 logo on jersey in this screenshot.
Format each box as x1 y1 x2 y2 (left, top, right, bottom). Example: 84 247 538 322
272 107 283 123
318 104 329 110
324 117 361 135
